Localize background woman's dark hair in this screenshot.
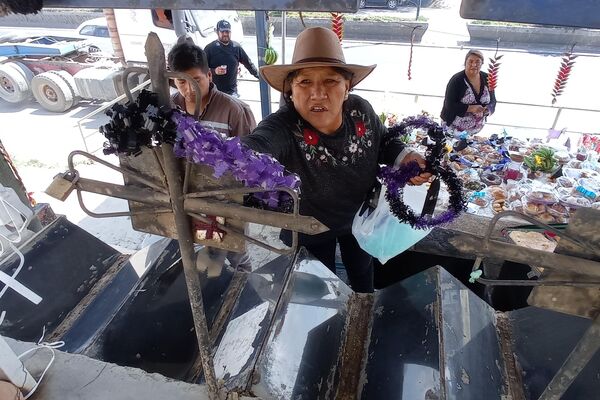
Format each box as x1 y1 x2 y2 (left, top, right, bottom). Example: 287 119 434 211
167 42 209 73
282 67 354 103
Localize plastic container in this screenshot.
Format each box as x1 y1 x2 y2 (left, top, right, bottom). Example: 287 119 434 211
556 176 575 188
481 172 502 186
464 181 487 191
559 195 592 209
522 195 546 216
527 189 558 204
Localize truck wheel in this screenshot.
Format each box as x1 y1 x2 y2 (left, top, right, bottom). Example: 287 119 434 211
47 70 80 107
0 63 30 103
31 72 74 112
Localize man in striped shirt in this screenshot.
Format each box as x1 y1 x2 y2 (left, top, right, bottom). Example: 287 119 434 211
168 41 256 138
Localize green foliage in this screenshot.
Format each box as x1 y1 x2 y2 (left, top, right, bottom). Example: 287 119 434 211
523 147 557 172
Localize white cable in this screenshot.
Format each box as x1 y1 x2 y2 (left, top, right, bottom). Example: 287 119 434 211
0 195 42 305
16 327 65 399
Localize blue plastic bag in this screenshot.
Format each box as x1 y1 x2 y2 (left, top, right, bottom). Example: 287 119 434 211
352 185 432 264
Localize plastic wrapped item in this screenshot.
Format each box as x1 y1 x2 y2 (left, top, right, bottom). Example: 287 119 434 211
554 151 571 164
509 152 525 163
522 195 546 216
560 195 592 209
510 199 523 213
527 189 558 204
458 168 480 182
591 202 600 210
579 169 600 179
488 186 507 201
547 203 569 218
492 199 510 213
481 172 502 186
464 181 486 191
566 160 582 169
536 211 557 224
556 176 575 188
504 161 524 181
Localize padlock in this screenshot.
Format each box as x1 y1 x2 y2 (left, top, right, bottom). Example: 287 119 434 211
45 171 79 201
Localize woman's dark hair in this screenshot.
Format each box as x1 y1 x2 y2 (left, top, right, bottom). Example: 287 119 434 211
282 67 354 103
167 42 209 73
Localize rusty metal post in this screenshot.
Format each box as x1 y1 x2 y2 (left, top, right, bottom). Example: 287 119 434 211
103 8 125 64
144 33 220 400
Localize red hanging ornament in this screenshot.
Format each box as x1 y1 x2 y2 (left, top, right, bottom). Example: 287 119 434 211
486 39 502 92
331 13 344 43
551 44 577 105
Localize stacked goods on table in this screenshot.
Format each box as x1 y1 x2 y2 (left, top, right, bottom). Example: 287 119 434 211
455 135 600 223
404 127 600 224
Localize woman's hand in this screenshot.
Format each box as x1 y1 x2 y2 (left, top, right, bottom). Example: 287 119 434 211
467 105 485 116
401 152 432 186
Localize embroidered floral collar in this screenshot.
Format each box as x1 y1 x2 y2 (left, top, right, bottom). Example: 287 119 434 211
296 108 374 166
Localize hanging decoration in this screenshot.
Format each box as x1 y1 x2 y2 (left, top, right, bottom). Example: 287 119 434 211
407 26 418 80
99 89 301 212
331 13 344 43
379 115 466 229
100 90 177 156
0 0 43 16
486 39 503 92
263 13 278 65
551 44 577 105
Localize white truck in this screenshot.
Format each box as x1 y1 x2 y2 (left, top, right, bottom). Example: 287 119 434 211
0 8 243 112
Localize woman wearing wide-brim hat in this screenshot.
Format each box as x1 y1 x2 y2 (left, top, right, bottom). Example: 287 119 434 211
242 27 430 293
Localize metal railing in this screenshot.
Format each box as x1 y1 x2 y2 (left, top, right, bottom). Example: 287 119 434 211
76 78 600 155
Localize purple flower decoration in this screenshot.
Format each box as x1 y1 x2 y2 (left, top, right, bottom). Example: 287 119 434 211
172 112 301 210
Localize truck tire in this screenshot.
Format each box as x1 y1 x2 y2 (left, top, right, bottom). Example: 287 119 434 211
47 70 80 107
0 63 31 103
31 72 75 112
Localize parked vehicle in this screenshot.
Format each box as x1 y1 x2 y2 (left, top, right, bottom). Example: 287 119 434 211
359 0 433 9
359 0 401 9
0 8 244 112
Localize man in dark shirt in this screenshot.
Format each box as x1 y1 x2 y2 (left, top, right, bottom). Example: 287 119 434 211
204 20 259 98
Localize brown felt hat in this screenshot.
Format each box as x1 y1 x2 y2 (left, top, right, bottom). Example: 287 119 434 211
260 27 376 92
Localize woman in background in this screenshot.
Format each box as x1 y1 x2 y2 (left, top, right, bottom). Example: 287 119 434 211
441 49 496 136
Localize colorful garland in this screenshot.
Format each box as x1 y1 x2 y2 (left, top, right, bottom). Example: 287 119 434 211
173 113 300 211
379 116 466 229
100 89 300 212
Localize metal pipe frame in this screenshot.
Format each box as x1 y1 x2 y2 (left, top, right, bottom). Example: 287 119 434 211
537 314 600 400
448 211 600 282
143 32 220 400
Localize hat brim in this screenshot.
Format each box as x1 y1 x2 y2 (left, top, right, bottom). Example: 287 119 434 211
260 62 376 93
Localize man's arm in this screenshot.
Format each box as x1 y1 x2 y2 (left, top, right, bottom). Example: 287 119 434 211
238 46 260 79
230 103 257 137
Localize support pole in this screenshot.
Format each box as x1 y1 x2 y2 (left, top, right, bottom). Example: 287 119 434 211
172 10 187 38
281 11 287 63
144 33 220 400
255 11 272 119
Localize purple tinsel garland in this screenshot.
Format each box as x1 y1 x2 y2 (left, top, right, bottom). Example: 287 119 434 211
379 115 466 229
173 112 301 209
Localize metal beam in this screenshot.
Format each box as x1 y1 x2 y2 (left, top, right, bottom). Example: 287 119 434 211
460 0 600 30
43 0 359 12
255 11 271 119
